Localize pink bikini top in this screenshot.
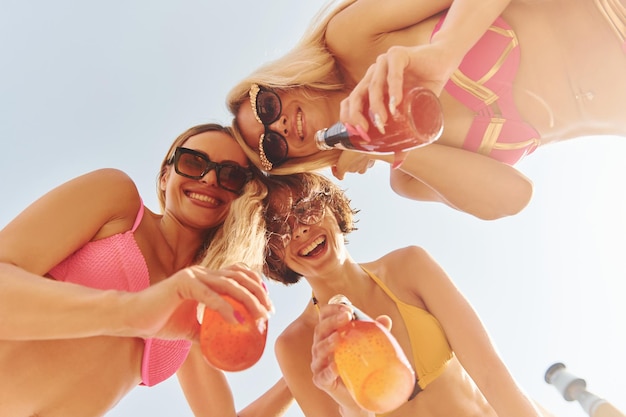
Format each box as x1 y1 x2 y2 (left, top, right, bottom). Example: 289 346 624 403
433 14 540 165
48 202 192 387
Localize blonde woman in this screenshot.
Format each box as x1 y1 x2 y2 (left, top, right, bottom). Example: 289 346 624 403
227 0 626 220
0 124 292 417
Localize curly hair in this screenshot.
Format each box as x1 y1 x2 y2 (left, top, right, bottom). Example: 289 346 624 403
260 172 358 285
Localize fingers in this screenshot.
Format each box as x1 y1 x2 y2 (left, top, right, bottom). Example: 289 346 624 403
311 355 340 392
222 263 274 314
340 91 370 136
314 303 352 343
391 150 409 169
367 53 394 132
341 47 414 140
176 265 273 326
311 304 352 391
331 164 343 180
333 151 376 179
179 266 239 324
375 314 392 331
385 46 411 115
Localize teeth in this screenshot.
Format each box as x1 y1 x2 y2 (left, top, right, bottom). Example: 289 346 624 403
296 109 304 139
188 192 218 205
300 236 325 256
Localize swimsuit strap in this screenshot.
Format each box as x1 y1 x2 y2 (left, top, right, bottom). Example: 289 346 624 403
310 285 422 401
131 199 145 232
311 293 320 313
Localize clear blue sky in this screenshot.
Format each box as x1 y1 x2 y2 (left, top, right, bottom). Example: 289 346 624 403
1 1 625 416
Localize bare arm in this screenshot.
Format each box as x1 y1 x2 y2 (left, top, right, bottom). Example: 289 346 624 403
337 0 513 131
307 305 376 417
238 377 293 417
178 345 294 417
332 144 533 220
408 246 542 417
0 170 272 341
0 169 141 339
275 321 348 417
326 0 452 82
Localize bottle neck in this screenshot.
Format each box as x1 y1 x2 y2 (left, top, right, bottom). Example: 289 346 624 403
315 122 355 150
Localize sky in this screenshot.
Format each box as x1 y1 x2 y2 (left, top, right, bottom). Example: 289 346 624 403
1 1 625 416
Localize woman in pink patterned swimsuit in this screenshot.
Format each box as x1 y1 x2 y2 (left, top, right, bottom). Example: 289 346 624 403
227 0 626 220
0 124 292 417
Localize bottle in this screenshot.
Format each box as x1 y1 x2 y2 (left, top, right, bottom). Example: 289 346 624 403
315 86 443 155
329 294 417 414
545 363 626 417
197 296 268 372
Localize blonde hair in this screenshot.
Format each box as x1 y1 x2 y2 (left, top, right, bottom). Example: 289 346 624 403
230 118 342 175
157 123 268 269
226 0 356 174
157 123 235 211
199 177 268 271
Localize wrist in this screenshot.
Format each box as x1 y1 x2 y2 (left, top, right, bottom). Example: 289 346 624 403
102 290 139 337
426 37 465 77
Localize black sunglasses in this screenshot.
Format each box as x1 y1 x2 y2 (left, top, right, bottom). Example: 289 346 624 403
169 147 252 194
249 84 289 170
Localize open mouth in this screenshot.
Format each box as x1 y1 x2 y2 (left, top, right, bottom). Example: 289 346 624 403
296 109 304 140
299 235 326 257
187 191 220 206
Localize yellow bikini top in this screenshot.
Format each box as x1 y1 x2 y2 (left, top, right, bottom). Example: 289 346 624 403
312 266 453 392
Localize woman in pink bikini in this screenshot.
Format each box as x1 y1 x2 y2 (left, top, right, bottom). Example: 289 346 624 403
0 123 292 417
227 0 626 220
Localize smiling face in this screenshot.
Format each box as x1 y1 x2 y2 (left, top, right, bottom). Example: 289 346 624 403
161 130 251 231
263 172 356 284
236 86 344 170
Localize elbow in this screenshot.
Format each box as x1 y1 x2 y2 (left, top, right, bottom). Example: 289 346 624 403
474 178 534 221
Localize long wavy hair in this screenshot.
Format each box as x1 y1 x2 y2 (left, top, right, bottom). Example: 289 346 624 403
226 0 357 175
199 178 268 271
157 123 268 268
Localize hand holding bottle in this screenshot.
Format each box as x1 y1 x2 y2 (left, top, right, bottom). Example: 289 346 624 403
340 42 456 136
197 265 271 372
322 86 443 168
311 295 416 414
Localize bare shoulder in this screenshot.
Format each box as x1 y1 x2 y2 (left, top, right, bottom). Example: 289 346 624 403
325 0 450 71
0 168 143 274
275 309 317 366
361 245 438 302
374 245 432 268
77 168 140 206
276 315 314 355
76 168 139 196
81 169 143 237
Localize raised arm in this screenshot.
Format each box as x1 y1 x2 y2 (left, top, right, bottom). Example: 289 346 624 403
275 319 349 417
407 246 542 417
332 144 533 220
0 169 272 341
326 0 452 82
337 0 513 132
0 169 143 340
307 304 379 417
